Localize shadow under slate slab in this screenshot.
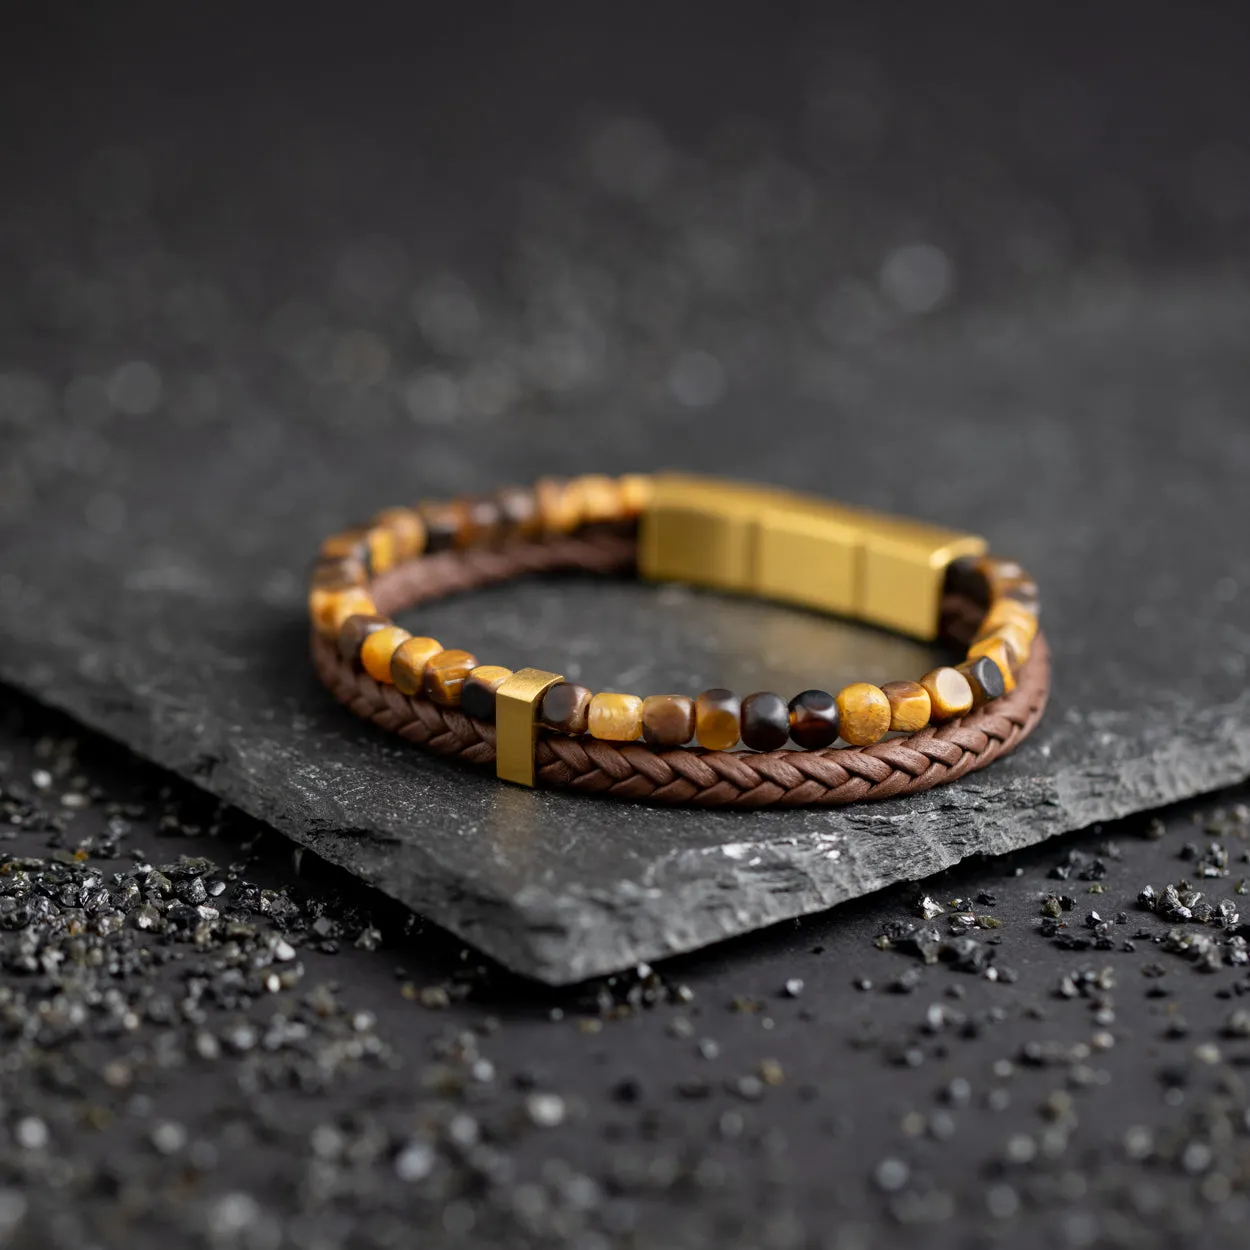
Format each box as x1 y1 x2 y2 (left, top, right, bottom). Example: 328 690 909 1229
3 277 1250 981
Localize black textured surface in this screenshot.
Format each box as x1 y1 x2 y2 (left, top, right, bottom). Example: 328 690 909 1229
5 690 1250 1250
2 4 1250 982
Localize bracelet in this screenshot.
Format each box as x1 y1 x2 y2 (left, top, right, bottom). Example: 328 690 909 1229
309 474 1049 807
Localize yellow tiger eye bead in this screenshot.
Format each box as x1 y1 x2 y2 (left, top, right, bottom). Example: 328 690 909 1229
977 599 1038 644
310 586 376 637
423 649 478 707
535 477 582 534
390 636 444 695
920 667 974 722
695 688 741 751
986 622 1031 666
880 681 932 732
364 525 398 574
360 625 411 684
835 683 891 746
329 591 377 634
965 636 1017 693
373 507 427 561
618 474 653 517
572 474 624 525
588 692 644 741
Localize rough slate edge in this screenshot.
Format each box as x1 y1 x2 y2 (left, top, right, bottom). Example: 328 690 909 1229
3 622 1250 984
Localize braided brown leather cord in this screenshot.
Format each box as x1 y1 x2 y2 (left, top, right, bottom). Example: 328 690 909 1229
312 531 1050 807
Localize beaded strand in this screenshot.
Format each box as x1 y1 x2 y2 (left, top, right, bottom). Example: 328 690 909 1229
310 475 1038 754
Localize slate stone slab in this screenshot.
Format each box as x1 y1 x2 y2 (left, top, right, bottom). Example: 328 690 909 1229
1 3 1249 982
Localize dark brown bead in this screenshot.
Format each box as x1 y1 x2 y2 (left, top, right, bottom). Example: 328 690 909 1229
461 665 513 722
957 656 1006 708
539 682 593 734
336 614 391 666
310 557 367 590
741 691 789 752
695 688 740 751
423 649 478 706
943 555 991 610
788 689 840 749
641 695 695 748
495 486 541 539
418 501 467 553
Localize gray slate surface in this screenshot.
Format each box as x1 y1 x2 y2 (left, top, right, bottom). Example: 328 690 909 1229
3 283 1250 982
2 3 1249 983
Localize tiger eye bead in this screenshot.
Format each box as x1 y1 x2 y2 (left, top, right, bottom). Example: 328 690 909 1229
360 626 411 684
588 693 644 741
495 486 541 539
373 507 426 561
574 474 625 525
461 665 513 722
977 556 1026 588
390 635 444 696
880 680 932 732
459 495 505 548
311 556 367 590
957 656 1006 708
787 689 840 749
976 599 1039 645
418 500 468 553
539 682 593 734
835 683 891 746
695 688 741 751
320 527 370 565
337 614 391 666
1000 579 1041 611
920 667 974 722
641 694 695 748
535 477 581 535
363 525 398 574
740 692 790 751
618 474 652 517
423 649 478 706
984 622 1031 666
310 586 376 637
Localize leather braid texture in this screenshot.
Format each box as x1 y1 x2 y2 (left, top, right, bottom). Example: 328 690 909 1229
312 530 1050 808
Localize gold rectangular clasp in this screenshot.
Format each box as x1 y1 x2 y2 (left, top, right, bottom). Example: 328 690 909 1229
495 668 563 788
638 473 985 641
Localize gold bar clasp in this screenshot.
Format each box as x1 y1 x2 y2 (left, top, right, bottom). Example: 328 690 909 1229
495 668 563 788
638 473 985 642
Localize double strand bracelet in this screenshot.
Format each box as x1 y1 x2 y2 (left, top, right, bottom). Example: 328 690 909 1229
310 474 1049 807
